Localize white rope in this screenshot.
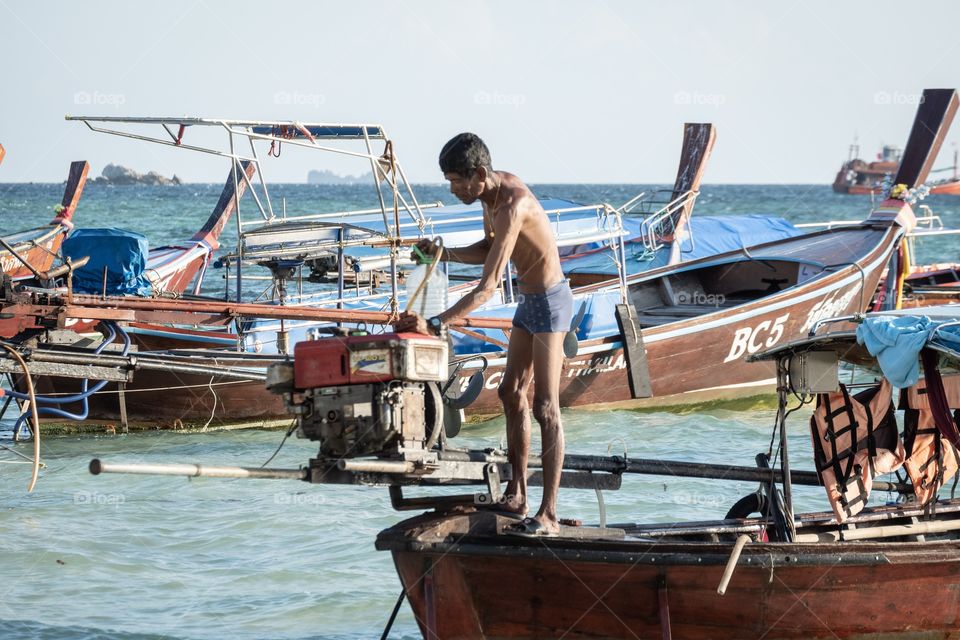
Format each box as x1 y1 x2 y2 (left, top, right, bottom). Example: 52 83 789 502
201 376 218 430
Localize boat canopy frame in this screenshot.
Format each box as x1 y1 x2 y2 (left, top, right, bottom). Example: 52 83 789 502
65 115 439 311
66 114 635 313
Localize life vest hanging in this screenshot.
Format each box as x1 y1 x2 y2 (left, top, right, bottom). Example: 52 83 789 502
901 371 960 505
810 379 905 523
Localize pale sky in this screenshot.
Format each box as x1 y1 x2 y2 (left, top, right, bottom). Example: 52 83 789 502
2 0 959 184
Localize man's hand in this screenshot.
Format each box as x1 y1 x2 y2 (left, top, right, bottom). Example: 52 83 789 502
410 238 438 264
393 311 430 335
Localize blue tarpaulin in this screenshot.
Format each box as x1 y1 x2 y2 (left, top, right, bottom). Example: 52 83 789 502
562 214 802 275
62 228 153 296
679 215 802 261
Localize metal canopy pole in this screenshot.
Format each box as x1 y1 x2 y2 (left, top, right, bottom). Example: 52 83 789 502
394 160 426 226
610 205 630 304
336 227 345 328
387 142 401 318
362 127 391 233
245 130 274 220
229 132 243 302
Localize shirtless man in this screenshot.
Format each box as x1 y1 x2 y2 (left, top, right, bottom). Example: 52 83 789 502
394 132 571 536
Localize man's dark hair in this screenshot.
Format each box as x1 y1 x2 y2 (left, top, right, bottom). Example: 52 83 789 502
439 132 491 176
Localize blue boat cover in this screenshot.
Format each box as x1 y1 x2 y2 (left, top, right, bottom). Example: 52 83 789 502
562 214 802 275
62 228 153 296
680 215 802 261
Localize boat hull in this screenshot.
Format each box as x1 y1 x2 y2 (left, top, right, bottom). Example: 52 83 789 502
379 512 960 639
0 225 67 278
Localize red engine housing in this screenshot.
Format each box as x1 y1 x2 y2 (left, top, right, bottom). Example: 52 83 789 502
293 332 447 389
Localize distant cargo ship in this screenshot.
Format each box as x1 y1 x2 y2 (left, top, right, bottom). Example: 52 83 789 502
832 139 960 195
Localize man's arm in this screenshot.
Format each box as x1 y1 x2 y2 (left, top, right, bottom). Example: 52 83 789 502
442 238 490 265
438 208 522 324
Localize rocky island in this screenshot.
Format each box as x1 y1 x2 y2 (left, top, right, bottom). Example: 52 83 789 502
307 169 373 185
93 164 182 186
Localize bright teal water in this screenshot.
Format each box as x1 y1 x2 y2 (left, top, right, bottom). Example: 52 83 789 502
0 183 957 639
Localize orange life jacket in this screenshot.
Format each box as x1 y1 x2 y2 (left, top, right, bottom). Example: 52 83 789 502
810 379 904 523
902 374 960 505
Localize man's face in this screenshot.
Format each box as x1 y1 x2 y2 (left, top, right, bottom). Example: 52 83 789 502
444 169 485 204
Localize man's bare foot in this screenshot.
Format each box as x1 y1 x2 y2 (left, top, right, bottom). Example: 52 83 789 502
503 514 561 538
530 514 560 535
494 480 528 515
477 492 527 515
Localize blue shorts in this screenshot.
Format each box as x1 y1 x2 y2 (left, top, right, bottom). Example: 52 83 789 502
512 281 574 334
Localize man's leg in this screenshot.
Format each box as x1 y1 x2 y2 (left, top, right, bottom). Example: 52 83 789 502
497 327 534 514
530 331 566 532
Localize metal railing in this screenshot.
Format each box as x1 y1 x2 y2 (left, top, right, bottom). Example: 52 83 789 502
795 205 954 237
618 189 699 254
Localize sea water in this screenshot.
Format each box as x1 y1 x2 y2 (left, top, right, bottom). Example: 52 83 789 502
1 183 957 639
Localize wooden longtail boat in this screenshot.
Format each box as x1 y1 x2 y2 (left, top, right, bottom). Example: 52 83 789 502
0 160 88 279
378 500 960 638
375 299 960 639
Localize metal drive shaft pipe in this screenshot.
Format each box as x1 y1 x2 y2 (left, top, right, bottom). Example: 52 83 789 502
89 459 305 480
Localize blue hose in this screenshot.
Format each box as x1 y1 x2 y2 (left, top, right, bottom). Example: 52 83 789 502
12 322 130 439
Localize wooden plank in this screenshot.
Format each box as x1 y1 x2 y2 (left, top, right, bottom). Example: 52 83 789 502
63 294 515 329
894 88 959 188
60 306 136 322
0 359 130 381
615 303 652 398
